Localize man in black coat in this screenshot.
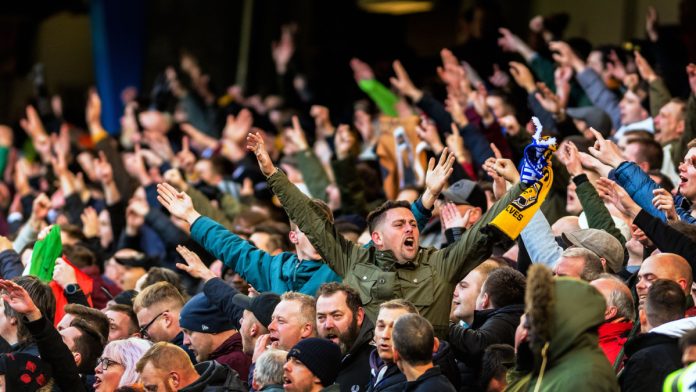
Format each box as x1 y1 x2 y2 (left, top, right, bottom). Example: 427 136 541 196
392 314 455 392
448 268 525 391
316 283 374 392
620 279 685 392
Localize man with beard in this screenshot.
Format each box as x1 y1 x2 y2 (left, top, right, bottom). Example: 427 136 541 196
316 283 374 392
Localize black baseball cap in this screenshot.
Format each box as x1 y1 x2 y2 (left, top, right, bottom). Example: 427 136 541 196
231 292 281 329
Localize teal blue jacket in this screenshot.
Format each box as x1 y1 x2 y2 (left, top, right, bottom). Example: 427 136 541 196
190 199 432 296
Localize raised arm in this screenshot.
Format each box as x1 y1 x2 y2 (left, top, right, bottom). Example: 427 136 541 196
247 132 365 277
0 279 87 392
157 182 281 292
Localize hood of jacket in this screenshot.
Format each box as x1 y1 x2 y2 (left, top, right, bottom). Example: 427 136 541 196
526 269 605 367
180 360 243 392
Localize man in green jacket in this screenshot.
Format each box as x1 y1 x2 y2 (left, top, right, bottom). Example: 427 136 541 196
246 132 525 338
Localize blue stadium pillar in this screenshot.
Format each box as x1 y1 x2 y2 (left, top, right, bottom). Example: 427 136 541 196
90 0 145 134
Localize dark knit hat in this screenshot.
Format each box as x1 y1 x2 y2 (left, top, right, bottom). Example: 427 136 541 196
0 352 52 392
231 292 280 329
287 338 341 387
180 293 236 333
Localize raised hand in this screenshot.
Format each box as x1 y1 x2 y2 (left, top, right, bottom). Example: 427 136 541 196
606 50 627 82
444 92 469 128
446 123 468 163
497 28 524 53
645 6 659 42
163 168 188 192
19 105 47 139
535 82 563 115
53 258 77 289
246 131 276 177
416 119 444 154
272 23 296 74
222 109 254 143
0 279 41 321
595 177 641 218
31 193 51 223
175 245 216 281
390 60 423 101
285 115 309 151
588 128 625 168
557 141 582 176
634 51 657 83
349 58 375 82
441 202 472 231
549 41 585 72
422 147 456 209
437 49 465 87
652 188 678 222
509 62 536 93
157 182 200 224
81 207 100 238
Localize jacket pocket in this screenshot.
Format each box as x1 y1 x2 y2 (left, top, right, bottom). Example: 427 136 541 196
350 264 380 305
396 266 435 307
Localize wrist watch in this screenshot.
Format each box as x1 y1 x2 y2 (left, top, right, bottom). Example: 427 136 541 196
65 283 81 295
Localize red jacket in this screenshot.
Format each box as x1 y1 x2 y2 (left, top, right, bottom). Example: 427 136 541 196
598 321 633 369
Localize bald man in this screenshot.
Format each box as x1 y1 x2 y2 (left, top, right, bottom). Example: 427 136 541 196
636 253 693 306
591 275 635 366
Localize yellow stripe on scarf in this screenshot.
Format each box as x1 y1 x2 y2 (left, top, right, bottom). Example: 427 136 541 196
489 163 554 240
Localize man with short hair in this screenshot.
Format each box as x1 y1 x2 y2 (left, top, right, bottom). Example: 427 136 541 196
316 283 374 392
392 314 455 391
620 280 686 392
243 134 525 338
450 260 502 327
590 274 635 367
284 337 342 392
561 229 624 275
622 138 663 173
103 304 140 342
253 349 287 392
133 281 195 362
137 341 247 391
449 268 525 388
230 291 281 356
553 247 604 281
636 253 693 306
180 293 252 380
0 276 55 356
265 292 316 352
57 303 110 344
368 299 418 392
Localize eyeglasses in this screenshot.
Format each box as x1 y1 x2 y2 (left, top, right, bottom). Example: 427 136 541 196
96 357 122 371
139 310 167 340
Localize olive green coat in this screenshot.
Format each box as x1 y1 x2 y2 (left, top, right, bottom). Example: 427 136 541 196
268 169 524 337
